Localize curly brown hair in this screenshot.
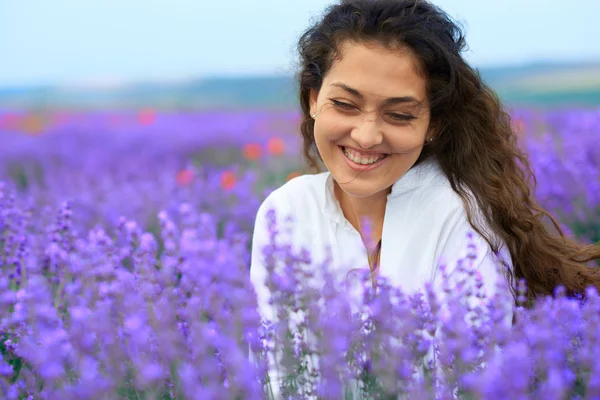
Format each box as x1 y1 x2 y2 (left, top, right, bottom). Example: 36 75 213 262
293 0 600 306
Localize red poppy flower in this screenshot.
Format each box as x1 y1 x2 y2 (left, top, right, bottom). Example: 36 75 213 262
176 169 194 186
221 171 237 190
243 143 263 161
266 137 286 156
138 109 156 126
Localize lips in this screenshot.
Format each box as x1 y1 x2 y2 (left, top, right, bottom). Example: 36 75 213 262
339 145 389 172
341 146 388 165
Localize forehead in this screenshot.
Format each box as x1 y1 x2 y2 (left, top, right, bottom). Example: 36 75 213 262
324 41 427 101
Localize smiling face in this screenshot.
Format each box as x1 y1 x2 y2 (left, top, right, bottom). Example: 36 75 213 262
309 40 434 199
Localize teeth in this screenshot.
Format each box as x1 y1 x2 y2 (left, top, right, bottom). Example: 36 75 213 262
342 147 386 165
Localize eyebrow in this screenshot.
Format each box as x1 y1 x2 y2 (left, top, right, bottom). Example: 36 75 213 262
330 82 424 107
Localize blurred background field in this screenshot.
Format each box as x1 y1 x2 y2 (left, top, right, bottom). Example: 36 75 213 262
1 0 599 247
1 106 599 249
2 62 600 110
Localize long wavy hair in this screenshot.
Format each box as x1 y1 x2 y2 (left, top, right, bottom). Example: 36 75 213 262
294 0 600 306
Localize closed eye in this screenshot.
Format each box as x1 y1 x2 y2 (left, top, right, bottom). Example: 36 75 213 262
330 99 355 110
389 113 416 122
329 99 416 122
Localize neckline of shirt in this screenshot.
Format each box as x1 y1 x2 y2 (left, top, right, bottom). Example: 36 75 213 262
321 157 442 224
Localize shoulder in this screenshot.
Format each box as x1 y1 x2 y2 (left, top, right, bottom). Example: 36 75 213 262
277 172 329 198
250 173 329 303
404 161 499 243
255 172 329 222
389 158 465 213
414 161 510 263
411 164 466 217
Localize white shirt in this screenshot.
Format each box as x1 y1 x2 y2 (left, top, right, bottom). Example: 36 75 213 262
249 157 514 397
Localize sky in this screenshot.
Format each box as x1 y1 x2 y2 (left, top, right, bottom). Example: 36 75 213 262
1 0 599 88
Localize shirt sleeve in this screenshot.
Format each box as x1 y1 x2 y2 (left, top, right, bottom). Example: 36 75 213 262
421 203 515 386
250 193 280 324
248 190 288 398
431 204 514 321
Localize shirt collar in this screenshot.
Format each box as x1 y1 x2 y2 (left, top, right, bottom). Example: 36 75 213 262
322 157 442 223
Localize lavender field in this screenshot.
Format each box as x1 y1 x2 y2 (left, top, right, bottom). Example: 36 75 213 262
0 107 599 399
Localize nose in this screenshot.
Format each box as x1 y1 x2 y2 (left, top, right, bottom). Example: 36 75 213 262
350 118 383 149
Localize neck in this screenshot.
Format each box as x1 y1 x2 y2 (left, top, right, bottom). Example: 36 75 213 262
334 182 389 250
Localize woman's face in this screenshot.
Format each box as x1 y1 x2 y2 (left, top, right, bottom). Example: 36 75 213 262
309 40 434 199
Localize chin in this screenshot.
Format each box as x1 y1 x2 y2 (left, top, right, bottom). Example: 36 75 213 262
336 179 390 199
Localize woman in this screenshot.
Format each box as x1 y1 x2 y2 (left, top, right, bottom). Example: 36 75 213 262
249 0 600 395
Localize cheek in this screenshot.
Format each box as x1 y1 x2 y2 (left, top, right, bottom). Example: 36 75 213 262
384 130 427 153
314 114 349 144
